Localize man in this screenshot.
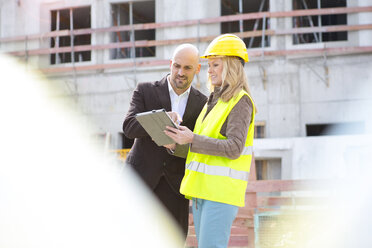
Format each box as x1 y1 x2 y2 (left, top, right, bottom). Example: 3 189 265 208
122 44 207 238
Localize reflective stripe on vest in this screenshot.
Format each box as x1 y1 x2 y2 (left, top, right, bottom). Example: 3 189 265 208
241 145 253 156
186 161 249 181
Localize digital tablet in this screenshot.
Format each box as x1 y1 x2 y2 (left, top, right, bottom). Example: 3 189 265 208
135 109 179 146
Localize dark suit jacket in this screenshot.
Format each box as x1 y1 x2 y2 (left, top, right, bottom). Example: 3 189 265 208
123 75 207 193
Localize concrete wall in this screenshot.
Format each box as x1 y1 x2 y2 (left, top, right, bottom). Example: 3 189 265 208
1 0 372 153
254 134 372 180
249 54 372 138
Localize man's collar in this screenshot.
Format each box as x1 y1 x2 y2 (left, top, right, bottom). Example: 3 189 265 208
167 75 191 97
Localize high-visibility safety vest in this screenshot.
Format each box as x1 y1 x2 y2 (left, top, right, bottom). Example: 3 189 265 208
180 89 255 207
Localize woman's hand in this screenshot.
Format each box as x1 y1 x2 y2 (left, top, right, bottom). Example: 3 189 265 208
164 125 194 145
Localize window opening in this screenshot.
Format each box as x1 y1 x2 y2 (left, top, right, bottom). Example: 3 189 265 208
255 159 268 180
110 1 155 59
306 122 364 136
221 0 270 49
50 6 91 64
255 159 281 180
255 121 266 138
292 0 347 44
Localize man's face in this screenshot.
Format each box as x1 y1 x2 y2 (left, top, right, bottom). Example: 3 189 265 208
169 50 200 95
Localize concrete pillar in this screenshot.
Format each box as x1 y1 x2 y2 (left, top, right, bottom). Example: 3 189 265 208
357 0 372 46
156 0 220 59
269 0 292 51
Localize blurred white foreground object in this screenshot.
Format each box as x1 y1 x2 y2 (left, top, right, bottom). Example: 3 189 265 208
0 54 183 248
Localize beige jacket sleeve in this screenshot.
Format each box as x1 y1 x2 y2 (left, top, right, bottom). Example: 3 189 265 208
190 95 253 160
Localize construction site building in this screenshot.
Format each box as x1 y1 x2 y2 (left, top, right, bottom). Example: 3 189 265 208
1 0 371 182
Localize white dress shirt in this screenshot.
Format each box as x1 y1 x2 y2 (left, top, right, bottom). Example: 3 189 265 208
167 76 191 120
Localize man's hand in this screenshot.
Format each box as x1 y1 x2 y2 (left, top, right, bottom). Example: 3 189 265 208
163 143 176 150
167 111 182 125
164 126 194 145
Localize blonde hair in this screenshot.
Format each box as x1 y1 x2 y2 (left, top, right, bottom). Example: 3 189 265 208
219 56 248 102
208 56 256 112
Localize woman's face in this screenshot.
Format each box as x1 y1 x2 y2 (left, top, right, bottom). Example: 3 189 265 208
207 57 223 86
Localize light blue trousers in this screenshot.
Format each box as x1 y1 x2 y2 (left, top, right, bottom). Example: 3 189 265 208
192 198 238 248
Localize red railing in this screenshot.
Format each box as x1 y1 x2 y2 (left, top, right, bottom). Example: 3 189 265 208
1 6 371 74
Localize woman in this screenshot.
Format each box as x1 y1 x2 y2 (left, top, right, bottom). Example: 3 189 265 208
164 34 255 248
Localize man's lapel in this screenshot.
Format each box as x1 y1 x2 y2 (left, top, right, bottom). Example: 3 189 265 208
155 75 172 111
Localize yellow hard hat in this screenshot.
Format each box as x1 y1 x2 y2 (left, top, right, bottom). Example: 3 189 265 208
200 34 249 62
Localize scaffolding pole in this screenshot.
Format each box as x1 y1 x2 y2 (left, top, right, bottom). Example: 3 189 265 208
260 14 267 90
55 10 60 64
261 14 266 56
248 0 266 48
129 2 137 85
317 0 322 42
301 0 320 42
70 8 78 98
239 0 243 33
